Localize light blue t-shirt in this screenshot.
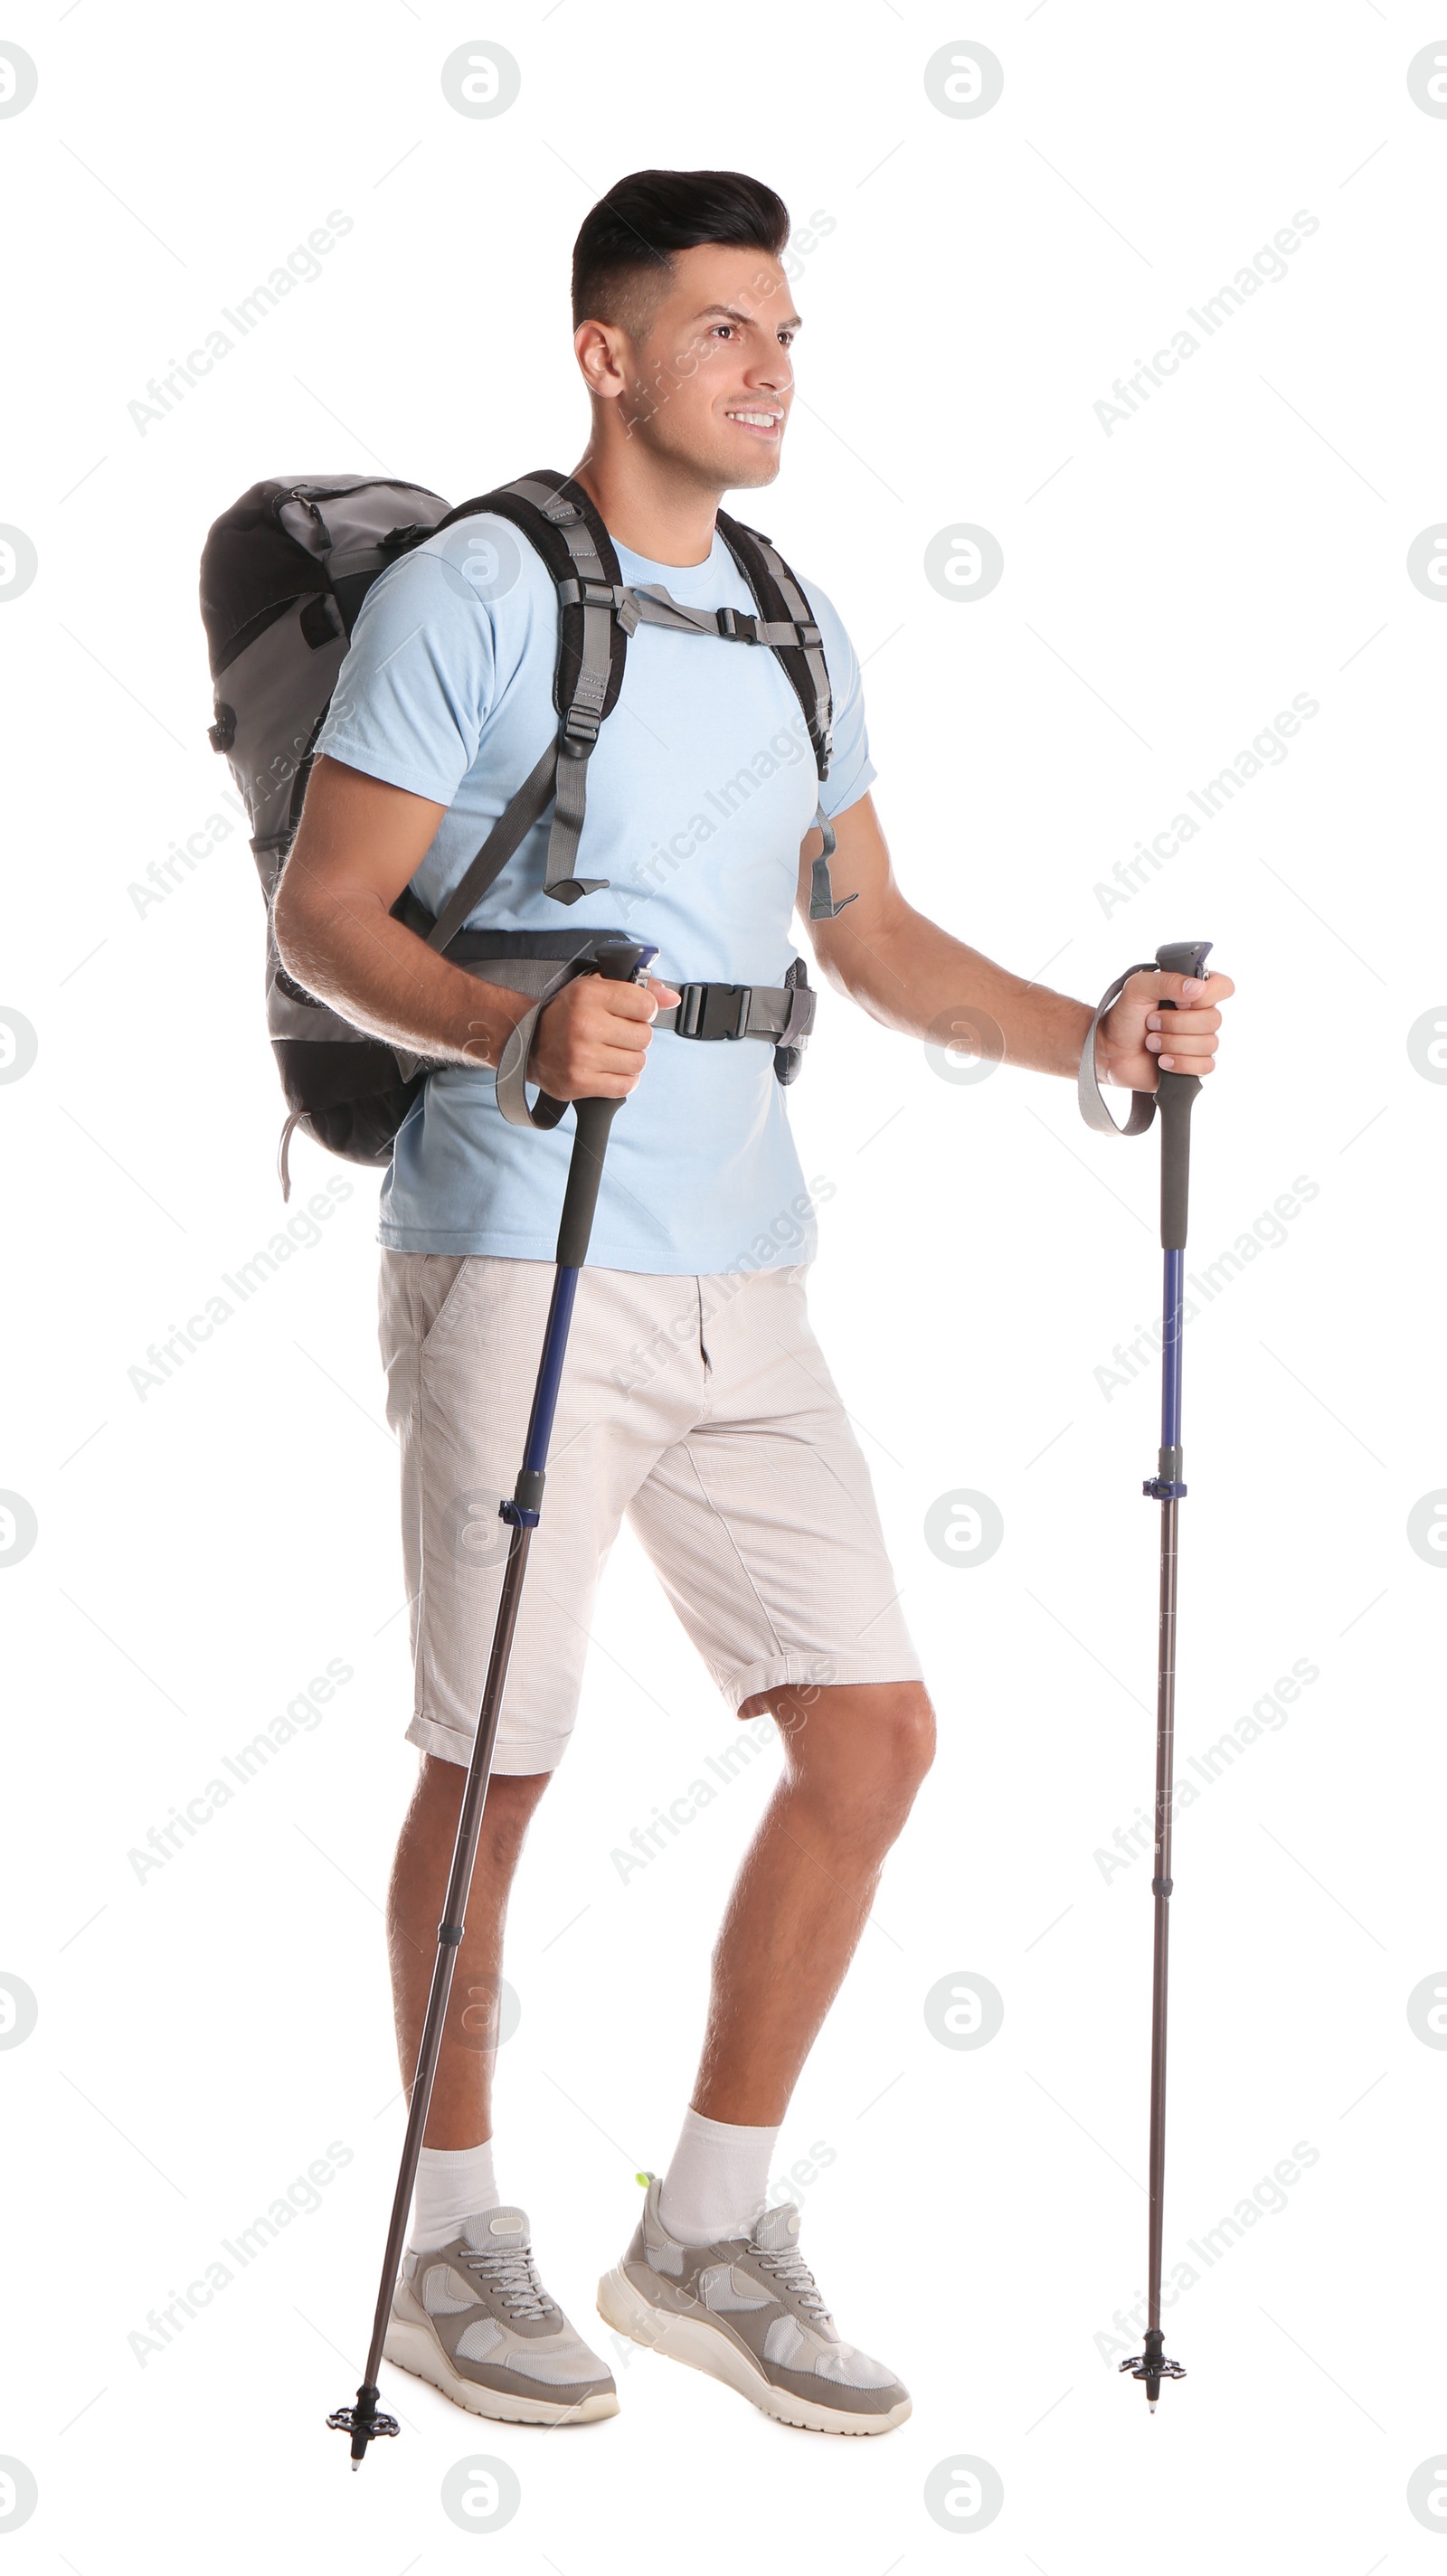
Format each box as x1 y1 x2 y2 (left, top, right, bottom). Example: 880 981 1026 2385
313 509 875 1270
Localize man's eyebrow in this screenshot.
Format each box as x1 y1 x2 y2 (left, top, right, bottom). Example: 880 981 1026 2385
693 301 803 332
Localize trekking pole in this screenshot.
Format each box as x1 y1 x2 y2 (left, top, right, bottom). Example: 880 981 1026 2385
1118 937 1213 2411
328 935 657 2467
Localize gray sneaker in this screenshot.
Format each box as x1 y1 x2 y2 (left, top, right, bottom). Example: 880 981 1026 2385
386 2205 619 2426
597 2176 911 2435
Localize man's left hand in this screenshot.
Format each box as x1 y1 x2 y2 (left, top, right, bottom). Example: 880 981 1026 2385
1097 966 1235 1094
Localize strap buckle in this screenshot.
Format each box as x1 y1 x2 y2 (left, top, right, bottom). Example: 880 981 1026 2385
562 703 601 747
675 982 752 1042
716 605 760 643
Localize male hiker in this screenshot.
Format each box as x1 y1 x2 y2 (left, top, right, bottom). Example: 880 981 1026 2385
274 167 1232 2436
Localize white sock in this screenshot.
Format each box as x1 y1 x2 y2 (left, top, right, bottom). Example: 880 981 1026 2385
410 2140 500 2251
658 2108 781 2245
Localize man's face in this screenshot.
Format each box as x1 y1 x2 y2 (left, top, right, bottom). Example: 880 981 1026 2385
599 242 799 490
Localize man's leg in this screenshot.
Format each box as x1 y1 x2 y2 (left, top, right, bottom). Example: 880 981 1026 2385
383 1753 621 2422
654 1679 932 2245
620 1269 935 2249
374 1254 673 2422
692 1679 934 2124
387 1753 551 2147
601 1677 931 2434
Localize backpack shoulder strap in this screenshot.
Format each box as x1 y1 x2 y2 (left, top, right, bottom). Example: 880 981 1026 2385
430 469 627 912
714 512 854 920
714 511 832 777
410 477 856 938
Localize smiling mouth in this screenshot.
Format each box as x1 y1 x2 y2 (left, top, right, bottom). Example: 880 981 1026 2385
725 409 783 437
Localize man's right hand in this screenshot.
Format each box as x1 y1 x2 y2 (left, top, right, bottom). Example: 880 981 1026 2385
509 969 681 1103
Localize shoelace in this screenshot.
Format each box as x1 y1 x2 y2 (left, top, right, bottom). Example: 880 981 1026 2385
750 2241 834 2326
459 2243 558 2322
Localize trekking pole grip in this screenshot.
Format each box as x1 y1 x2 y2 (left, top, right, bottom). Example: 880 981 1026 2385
1153 941 1213 1252
553 940 657 1269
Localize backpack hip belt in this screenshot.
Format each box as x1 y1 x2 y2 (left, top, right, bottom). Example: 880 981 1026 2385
391 915 816 1131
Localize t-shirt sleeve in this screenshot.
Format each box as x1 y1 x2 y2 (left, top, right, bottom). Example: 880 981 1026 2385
806 580 876 821
313 538 499 807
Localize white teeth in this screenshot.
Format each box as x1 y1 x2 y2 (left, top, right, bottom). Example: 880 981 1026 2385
729 411 780 428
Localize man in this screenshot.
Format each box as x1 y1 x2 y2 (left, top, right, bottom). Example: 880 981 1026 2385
275 167 1231 2438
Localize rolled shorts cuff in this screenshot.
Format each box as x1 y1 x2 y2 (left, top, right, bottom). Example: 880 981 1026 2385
718 1647 926 1714
403 1710 572 1777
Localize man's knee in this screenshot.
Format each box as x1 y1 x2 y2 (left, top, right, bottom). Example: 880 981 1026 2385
867 1683 936 1798
415 1753 552 1859
769 1679 936 1813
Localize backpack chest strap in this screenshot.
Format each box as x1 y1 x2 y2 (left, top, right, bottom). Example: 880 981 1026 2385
560 578 822 656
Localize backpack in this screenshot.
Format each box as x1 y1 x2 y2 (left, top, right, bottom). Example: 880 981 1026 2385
198 469 851 1192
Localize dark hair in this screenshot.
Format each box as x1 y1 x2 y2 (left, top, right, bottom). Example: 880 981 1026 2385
572 167 790 333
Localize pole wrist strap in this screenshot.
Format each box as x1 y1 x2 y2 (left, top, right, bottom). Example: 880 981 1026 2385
494 956 600 1130
1078 958 1159 1137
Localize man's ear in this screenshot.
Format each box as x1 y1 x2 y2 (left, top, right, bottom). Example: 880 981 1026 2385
575 318 628 401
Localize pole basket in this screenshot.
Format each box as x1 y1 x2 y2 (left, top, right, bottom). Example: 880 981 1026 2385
1119 2331 1186 2408
327 2386 400 2467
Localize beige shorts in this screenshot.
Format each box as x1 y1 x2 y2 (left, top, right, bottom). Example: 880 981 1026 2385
378 1254 922 1774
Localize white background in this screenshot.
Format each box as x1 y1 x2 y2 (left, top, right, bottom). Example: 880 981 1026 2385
2 2 1444 2567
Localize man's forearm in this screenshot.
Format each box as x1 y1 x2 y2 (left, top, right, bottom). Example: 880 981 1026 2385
273 874 530 1071
820 899 1095 1080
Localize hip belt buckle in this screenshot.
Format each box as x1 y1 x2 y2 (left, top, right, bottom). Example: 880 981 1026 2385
675 981 752 1041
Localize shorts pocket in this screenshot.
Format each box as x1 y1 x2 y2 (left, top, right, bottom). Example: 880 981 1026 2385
416 1254 471 1351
